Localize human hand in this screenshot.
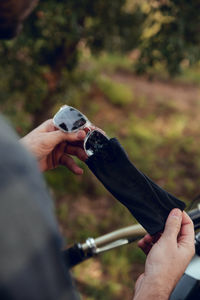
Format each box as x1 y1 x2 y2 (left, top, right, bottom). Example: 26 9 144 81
133 209 195 300
20 119 87 173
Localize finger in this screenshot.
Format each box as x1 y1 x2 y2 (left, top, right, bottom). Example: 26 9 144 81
152 232 162 244
60 154 84 175
135 273 144 291
138 242 152 255
47 130 86 147
142 234 153 244
51 142 67 169
36 119 57 132
67 140 84 147
66 145 88 161
161 208 182 242
178 211 195 247
138 234 154 255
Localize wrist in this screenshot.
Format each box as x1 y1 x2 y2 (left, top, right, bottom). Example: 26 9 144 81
133 277 171 300
20 137 40 159
134 288 169 300
20 137 32 152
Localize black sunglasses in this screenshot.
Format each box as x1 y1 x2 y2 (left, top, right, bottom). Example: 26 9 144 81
53 105 109 157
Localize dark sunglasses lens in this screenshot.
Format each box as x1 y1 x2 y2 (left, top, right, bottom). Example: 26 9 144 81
85 131 109 155
72 118 87 131
54 107 87 132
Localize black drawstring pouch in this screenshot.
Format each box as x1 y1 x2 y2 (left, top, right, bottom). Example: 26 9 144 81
85 138 185 235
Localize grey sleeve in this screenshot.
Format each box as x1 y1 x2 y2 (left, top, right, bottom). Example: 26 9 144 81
0 116 80 300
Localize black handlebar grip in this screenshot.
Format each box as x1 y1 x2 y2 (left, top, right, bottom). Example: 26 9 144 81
62 244 91 268
188 209 200 230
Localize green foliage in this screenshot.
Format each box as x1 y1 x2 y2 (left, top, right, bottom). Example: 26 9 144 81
80 53 134 75
0 0 143 128
175 64 200 85
135 0 200 76
96 75 133 106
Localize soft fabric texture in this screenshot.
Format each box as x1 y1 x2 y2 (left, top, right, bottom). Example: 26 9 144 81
86 138 185 235
0 115 79 300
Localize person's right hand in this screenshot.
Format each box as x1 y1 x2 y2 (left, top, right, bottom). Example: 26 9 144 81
133 209 195 300
21 119 87 173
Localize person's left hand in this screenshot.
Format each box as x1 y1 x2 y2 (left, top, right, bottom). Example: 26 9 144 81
20 119 87 173
133 209 195 300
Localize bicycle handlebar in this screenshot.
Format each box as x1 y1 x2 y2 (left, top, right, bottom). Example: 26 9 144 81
82 224 145 250
188 205 200 230
63 206 200 268
62 224 146 268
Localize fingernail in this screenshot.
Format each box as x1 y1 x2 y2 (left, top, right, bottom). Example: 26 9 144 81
170 208 181 218
77 130 85 139
77 168 83 175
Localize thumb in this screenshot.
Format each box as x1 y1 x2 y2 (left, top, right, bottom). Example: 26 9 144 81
161 208 182 241
47 130 86 146
135 273 144 292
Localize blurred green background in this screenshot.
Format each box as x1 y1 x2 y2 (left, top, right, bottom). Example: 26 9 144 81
1 0 200 299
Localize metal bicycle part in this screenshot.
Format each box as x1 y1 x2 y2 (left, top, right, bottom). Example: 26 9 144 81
63 205 200 269
62 224 146 268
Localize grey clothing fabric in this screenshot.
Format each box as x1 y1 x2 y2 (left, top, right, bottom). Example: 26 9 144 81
0 116 79 300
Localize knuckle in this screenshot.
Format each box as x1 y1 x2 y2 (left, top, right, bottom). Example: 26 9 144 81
190 244 195 255
46 118 52 123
